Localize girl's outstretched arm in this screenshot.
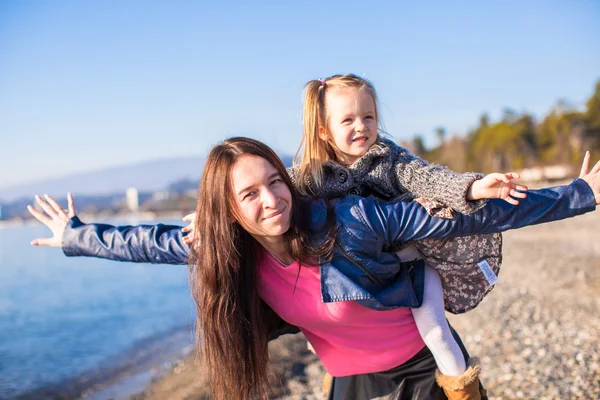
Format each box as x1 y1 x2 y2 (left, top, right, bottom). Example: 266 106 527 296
28 193 189 265
369 151 600 244
391 143 486 214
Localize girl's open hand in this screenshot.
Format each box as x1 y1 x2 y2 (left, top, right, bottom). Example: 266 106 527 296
27 193 77 247
182 212 197 245
467 173 528 205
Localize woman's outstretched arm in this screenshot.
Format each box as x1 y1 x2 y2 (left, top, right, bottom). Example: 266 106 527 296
28 193 189 264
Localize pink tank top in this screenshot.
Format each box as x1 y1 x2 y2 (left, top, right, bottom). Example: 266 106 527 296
258 251 425 377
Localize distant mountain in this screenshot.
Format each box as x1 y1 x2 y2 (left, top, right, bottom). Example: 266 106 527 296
0 153 295 202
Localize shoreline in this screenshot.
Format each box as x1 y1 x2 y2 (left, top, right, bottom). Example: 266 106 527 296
10 326 195 400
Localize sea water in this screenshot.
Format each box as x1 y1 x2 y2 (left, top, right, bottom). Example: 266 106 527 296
0 220 195 399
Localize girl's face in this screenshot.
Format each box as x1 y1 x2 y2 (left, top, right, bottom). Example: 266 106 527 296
321 86 378 165
231 155 292 242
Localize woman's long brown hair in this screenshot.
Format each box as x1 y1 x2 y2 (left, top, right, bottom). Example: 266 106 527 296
188 137 332 400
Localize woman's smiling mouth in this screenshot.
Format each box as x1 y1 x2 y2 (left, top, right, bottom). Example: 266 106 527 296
263 207 286 220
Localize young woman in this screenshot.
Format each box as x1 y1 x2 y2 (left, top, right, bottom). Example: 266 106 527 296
29 137 600 400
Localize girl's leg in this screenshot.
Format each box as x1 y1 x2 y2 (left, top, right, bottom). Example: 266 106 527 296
412 264 467 376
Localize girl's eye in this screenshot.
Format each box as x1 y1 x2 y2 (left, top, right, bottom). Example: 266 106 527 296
342 118 352 124
271 178 284 185
365 115 375 120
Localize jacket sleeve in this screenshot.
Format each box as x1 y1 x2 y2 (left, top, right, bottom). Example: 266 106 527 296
391 143 486 214
357 179 596 246
61 216 189 264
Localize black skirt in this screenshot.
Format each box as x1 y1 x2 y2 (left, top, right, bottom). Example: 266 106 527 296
327 325 488 400
327 346 444 400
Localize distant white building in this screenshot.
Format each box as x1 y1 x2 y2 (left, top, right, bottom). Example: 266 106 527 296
126 188 139 212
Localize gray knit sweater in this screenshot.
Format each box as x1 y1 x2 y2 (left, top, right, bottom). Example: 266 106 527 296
288 138 486 215
288 138 501 314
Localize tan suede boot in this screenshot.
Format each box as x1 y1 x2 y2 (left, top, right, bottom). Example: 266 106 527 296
435 357 485 400
322 372 333 395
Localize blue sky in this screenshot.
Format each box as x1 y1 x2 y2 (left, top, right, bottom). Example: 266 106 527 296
1 0 599 189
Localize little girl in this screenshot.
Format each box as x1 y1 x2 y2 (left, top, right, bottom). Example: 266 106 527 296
293 74 527 398
183 74 526 399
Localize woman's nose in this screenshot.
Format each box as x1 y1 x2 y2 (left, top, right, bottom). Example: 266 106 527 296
262 189 278 208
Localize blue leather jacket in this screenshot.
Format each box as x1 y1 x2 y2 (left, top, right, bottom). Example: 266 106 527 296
62 179 595 310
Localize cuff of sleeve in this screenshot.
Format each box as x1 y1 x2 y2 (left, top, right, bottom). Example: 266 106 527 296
457 172 487 214
62 216 85 257
571 178 597 211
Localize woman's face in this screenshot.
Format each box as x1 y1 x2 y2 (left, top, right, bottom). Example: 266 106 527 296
231 155 292 241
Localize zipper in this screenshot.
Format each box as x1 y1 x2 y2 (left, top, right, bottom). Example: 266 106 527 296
334 242 385 287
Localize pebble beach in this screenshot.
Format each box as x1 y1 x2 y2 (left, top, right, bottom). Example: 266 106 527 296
133 208 600 400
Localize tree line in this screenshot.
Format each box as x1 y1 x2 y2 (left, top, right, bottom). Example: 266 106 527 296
407 80 600 175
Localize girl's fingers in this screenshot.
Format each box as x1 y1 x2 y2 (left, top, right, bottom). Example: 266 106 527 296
35 195 58 219
182 225 191 233
509 190 527 199
27 205 51 225
580 151 590 177
67 192 77 218
513 184 528 191
44 195 67 219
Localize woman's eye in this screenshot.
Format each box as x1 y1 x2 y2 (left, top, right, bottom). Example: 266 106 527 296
243 191 257 200
271 178 283 185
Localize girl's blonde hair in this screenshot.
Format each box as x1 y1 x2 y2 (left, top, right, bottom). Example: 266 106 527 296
294 73 381 195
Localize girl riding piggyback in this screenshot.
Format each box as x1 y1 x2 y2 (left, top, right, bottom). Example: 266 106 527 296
291 74 527 398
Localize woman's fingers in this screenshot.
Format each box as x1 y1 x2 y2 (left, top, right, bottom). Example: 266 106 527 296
27 205 51 225
35 195 58 219
590 159 600 175
67 192 77 218
580 151 591 177
44 195 67 219
30 237 54 247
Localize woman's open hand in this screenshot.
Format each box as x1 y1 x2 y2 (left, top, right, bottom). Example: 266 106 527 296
579 151 600 205
27 193 77 247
